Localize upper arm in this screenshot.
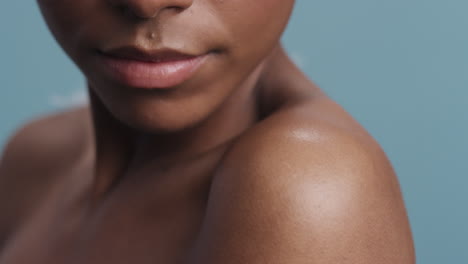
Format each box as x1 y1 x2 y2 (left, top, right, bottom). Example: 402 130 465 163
186 120 415 263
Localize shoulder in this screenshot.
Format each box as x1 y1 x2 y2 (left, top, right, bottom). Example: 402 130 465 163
217 96 389 184
0 106 91 171
188 97 415 263
0 106 91 242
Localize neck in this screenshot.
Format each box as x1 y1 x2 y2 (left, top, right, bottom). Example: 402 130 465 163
87 44 293 199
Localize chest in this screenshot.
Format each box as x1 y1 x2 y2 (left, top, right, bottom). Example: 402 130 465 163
0 162 214 264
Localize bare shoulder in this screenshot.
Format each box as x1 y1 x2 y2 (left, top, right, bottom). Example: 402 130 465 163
0 106 91 172
0 106 91 244
188 96 415 263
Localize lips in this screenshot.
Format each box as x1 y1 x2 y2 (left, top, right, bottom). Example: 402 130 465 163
101 47 198 63
96 47 209 89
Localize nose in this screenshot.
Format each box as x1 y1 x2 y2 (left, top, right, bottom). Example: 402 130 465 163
107 0 193 19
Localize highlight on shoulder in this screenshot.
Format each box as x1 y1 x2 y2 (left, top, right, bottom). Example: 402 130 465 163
186 97 416 264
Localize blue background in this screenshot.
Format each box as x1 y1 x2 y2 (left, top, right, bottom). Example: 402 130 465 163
1 1 467 262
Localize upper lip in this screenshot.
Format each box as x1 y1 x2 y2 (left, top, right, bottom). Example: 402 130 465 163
99 46 200 63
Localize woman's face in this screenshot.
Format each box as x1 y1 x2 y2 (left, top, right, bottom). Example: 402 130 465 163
37 0 295 132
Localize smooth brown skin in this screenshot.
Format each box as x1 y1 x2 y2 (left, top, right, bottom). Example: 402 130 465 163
0 0 415 263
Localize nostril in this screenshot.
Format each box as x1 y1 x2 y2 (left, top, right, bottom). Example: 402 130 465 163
109 4 132 18
125 6 183 20
115 5 134 19
106 0 192 20
117 5 155 20
167 6 183 11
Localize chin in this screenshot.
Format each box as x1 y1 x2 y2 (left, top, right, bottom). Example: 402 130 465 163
97 91 217 134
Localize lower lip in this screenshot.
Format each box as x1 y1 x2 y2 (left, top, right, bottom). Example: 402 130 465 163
97 53 208 89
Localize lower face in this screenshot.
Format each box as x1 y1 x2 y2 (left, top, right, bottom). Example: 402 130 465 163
37 0 295 132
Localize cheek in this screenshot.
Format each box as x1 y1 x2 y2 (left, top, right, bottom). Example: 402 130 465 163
213 0 294 52
37 0 104 55
37 0 82 49
37 0 81 33
228 1 293 31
